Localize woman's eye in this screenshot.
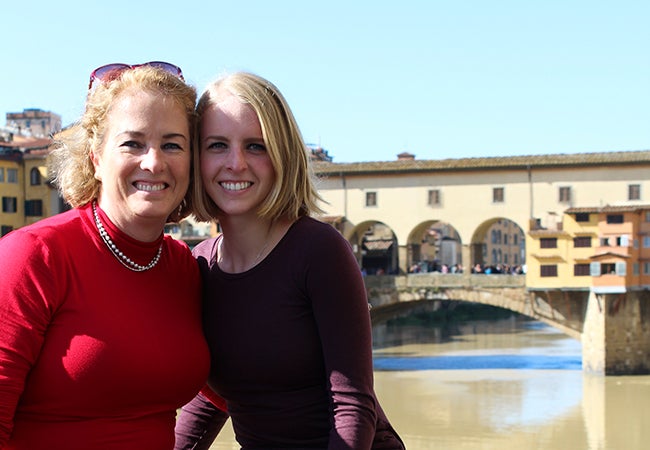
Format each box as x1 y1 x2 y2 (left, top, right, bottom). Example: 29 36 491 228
206 142 227 151
121 140 141 149
248 142 266 152
162 142 183 151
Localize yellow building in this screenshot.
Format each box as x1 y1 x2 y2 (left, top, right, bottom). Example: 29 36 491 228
23 150 62 227
0 139 57 236
527 205 650 293
0 150 24 235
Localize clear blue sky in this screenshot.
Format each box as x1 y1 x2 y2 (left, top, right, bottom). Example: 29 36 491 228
2 0 648 163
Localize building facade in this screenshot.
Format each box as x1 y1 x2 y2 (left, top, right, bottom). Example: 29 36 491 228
527 205 650 292
4 108 61 138
312 150 650 275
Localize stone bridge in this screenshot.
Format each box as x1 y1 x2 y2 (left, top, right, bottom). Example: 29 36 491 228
365 273 650 375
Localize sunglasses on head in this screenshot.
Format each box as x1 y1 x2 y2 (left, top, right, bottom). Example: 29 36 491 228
88 61 184 90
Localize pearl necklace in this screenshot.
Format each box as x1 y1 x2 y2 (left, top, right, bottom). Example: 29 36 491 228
92 201 162 272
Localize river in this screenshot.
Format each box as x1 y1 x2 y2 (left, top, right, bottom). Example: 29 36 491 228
208 308 650 450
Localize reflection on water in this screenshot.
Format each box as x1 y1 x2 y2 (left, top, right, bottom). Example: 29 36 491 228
208 311 650 450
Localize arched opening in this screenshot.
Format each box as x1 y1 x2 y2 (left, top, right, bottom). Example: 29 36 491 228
407 221 463 273
348 221 398 275
471 217 526 274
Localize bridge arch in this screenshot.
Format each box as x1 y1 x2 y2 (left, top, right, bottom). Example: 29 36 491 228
469 217 527 273
327 216 526 277
406 221 463 274
365 274 583 340
345 220 399 275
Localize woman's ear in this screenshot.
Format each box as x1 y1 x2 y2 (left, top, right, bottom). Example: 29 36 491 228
90 150 102 181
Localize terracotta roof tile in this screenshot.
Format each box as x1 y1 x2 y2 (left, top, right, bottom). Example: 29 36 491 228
312 150 650 175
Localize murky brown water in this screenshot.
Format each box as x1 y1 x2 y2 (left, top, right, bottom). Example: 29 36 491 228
208 316 650 450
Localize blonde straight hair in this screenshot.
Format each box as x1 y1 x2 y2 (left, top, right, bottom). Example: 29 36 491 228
192 71 324 223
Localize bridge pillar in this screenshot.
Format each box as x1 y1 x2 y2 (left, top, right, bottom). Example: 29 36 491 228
583 291 650 375
398 244 407 274
461 245 471 271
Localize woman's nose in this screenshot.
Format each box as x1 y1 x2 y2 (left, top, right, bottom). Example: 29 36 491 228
140 147 165 173
225 147 247 171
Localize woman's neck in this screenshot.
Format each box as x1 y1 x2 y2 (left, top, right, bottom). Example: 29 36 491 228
96 200 164 242
216 215 293 273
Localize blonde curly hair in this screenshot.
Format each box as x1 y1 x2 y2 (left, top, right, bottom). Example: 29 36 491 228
48 65 197 222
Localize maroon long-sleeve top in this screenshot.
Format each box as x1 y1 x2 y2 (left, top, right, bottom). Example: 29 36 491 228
192 216 378 449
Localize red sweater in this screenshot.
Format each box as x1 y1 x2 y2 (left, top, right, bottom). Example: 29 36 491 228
0 204 210 449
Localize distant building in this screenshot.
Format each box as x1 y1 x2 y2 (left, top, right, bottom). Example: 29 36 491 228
0 137 59 235
527 205 650 293
306 144 332 162
4 108 62 139
482 219 526 268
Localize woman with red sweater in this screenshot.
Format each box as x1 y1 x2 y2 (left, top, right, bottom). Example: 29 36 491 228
0 63 210 449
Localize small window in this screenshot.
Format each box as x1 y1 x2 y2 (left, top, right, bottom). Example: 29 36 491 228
7 169 18 183
629 184 641 201
616 235 630 247
0 168 4 182
1 225 13 236
540 238 557 249
573 236 591 248
365 191 377 207
25 199 43 217
428 189 441 206
540 265 558 277
601 263 616 275
643 236 650 248
574 264 590 276
644 262 650 275
606 214 624 224
645 211 650 222
493 187 504 203
2 197 17 213
30 168 41 186
559 186 571 203
575 213 590 222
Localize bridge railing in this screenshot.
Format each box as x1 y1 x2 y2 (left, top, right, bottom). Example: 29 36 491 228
364 272 526 290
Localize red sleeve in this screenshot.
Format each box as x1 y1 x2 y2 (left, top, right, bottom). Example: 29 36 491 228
0 230 62 446
200 384 228 412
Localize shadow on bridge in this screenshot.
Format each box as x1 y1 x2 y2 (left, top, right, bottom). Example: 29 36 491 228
365 273 588 340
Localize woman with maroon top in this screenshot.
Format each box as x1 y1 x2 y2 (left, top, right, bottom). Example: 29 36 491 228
0 62 210 449
174 71 404 449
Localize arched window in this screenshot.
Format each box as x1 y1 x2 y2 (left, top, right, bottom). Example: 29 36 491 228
30 167 41 185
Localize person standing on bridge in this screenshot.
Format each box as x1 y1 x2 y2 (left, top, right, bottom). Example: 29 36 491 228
174 71 404 450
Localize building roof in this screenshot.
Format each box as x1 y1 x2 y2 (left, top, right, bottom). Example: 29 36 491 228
566 204 650 214
528 229 570 237
0 137 51 151
312 149 650 175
